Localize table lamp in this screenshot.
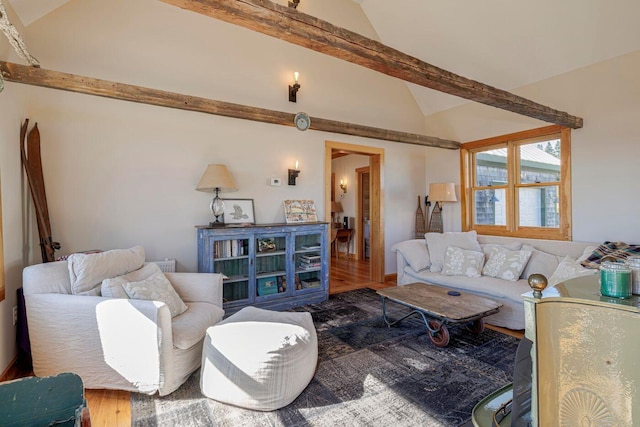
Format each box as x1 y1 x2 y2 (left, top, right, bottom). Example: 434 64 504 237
427 183 457 233
196 164 238 226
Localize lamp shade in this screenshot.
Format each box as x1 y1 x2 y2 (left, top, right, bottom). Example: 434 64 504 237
331 201 343 213
429 183 457 202
196 164 238 193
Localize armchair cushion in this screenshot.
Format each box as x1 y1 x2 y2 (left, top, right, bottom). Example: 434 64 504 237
68 246 145 295
172 302 225 349
122 270 188 317
101 263 162 298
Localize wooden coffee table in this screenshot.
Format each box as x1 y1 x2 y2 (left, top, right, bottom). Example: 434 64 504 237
377 282 502 347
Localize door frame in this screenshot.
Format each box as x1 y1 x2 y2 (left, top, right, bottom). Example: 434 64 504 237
325 141 384 283
356 166 370 261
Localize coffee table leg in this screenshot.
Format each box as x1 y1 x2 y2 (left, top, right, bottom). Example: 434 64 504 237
426 320 450 347
466 318 485 334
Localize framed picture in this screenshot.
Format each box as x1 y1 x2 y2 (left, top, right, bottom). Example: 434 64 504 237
223 199 255 225
283 200 318 223
257 237 276 252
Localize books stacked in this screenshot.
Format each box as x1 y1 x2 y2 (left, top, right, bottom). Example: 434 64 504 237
299 254 321 269
300 244 321 250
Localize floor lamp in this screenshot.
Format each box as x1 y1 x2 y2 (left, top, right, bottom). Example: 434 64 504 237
427 183 457 233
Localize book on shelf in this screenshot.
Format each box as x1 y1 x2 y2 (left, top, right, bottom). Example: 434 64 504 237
300 244 322 250
300 254 321 263
300 264 321 270
213 239 246 258
301 279 321 289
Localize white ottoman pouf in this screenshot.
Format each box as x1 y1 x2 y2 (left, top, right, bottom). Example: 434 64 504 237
200 306 318 411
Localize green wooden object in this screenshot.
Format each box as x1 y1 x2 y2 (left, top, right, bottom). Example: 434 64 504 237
471 383 513 426
0 373 88 427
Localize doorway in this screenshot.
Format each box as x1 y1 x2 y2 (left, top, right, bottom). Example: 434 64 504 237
356 166 370 260
325 141 384 286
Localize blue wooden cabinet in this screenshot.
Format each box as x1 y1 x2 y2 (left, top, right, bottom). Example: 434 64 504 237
197 223 329 314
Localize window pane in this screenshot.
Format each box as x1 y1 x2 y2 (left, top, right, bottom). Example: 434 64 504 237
475 148 507 187
474 189 506 225
519 140 561 184
518 186 559 228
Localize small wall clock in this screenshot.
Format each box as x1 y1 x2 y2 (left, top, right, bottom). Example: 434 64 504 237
294 112 311 131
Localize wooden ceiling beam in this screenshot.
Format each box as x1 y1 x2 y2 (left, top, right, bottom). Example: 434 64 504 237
0 61 460 149
159 0 583 129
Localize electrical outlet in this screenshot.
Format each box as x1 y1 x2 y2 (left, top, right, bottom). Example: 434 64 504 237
12 306 18 326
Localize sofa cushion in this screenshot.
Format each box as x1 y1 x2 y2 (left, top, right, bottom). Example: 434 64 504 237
68 246 145 296
549 256 598 287
426 231 481 273
122 270 188 318
520 245 562 280
101 263 163 299
580 241 640 268
392 239 431 271
442 247 484 278
172 302 225 350
483 247 532 281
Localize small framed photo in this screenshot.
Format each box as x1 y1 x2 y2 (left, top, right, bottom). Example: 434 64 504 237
223 199 255 225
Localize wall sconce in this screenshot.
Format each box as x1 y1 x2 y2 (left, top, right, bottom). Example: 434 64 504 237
288 160 300 185
339 179 347 198
289 72 300 103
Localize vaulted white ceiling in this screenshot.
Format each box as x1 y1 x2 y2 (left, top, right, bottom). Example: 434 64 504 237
357 0 640 115
7 0 640 117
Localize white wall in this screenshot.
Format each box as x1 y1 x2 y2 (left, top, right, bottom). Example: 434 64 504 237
8 0 427 271
424 50 640 244
0 1 29 376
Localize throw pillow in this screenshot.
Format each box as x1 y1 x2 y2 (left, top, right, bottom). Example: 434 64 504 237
580 241 640 269
520 245 562 280
101 262 163 299
122 270 188 318
67 246 145 295
480 242 522 259
577 245 598 264
426 231 482 273
442 246 484 278
392 240 431 271
482 247 532 281
549 256 598 287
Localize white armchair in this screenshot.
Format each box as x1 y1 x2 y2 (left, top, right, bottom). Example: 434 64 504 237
22 260 224 396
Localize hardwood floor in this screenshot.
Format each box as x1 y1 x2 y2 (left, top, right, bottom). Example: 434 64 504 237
329 256 394 294
2 258 519 425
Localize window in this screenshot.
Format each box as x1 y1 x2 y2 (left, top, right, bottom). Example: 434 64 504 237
460 125 571 240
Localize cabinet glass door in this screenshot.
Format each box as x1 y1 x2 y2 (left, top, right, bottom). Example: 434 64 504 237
212 238 250 303
294 231 323 292
255 234 288 298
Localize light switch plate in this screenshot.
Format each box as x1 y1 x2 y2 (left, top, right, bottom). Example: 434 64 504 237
270 177 282 187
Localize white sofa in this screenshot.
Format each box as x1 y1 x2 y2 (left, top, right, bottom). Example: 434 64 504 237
393 233 597 330
23 258 224 396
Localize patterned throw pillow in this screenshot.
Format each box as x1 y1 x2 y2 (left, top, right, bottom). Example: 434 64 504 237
426 231 482 273
549 256 598 287
442 246 485 277
122 270 188 318
482 247 533 281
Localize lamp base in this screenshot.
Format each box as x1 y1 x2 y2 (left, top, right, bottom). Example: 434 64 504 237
208 221 226 228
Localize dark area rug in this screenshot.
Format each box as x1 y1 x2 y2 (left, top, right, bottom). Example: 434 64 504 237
131 288 519 426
